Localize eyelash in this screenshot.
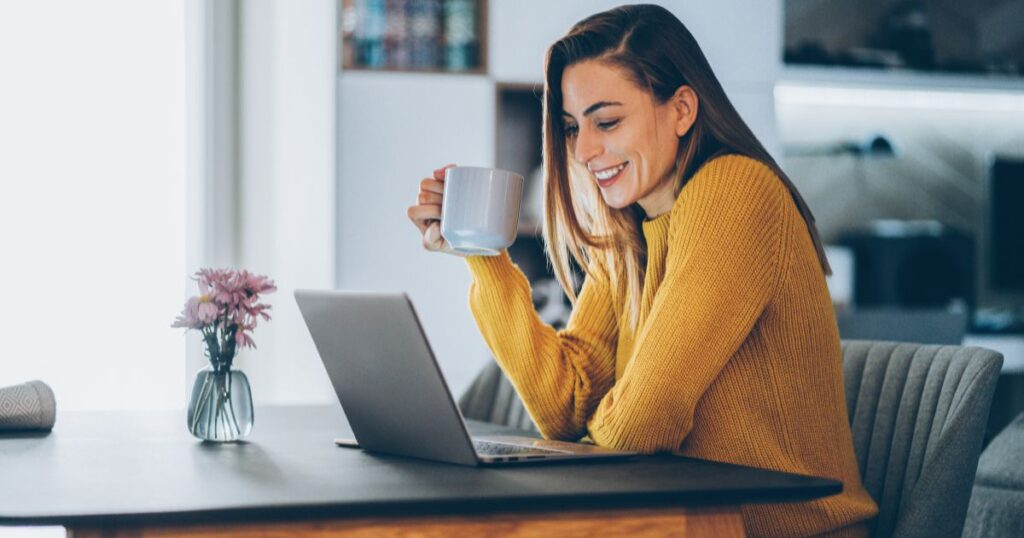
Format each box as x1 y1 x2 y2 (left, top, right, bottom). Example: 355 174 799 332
564 119 620 137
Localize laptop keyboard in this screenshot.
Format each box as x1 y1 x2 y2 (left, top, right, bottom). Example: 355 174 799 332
473 440 568 456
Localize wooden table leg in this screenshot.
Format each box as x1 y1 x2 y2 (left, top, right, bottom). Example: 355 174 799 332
68 505 745 537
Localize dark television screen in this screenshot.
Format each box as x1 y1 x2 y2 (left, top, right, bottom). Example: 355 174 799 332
785 0 1024 77
990 157 1024 291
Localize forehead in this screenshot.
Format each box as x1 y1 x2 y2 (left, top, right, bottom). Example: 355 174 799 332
561 60 645 116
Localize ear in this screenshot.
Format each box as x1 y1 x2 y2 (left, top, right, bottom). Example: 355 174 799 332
670 85 698 137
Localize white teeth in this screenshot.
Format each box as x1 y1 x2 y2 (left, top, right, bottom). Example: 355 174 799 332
594 162 626 181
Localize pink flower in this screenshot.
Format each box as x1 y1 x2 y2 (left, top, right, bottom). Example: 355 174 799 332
171 295 219 329
172 268 276 357
235 330 254 349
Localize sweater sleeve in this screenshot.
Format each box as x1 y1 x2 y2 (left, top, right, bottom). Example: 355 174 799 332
587 159 788 453
465 251 618 441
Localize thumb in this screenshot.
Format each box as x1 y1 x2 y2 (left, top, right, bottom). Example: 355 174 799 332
424 222 470 257
424 221 446 251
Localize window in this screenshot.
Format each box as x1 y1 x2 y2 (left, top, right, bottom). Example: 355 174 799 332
0 1 186 409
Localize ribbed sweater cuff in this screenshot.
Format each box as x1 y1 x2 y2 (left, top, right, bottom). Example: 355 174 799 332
465 250 518 284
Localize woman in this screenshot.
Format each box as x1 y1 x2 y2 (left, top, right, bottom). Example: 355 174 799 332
407 5 877 536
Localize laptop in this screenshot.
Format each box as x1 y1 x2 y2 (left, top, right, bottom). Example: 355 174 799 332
294 289 637 466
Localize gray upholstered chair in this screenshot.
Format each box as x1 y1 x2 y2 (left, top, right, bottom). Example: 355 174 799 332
842 340 1002 537
458 360 538 433
460 340 1004 537
962 410 1024 537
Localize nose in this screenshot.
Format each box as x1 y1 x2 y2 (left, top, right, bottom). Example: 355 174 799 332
573 126 603 165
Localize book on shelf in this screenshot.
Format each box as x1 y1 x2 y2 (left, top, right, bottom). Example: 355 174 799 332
342 0 481 72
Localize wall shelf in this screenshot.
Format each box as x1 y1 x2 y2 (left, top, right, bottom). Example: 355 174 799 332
780 65 1024 93
495 82 544 237
339 0 487 75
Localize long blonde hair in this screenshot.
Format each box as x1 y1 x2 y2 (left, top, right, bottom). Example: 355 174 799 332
542 4 831 328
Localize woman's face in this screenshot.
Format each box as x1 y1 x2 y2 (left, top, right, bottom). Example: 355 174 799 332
561 60 695 217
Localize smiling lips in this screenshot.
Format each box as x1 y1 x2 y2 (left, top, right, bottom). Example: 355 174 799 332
592 161 628 186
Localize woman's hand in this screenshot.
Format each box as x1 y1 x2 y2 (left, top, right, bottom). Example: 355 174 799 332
407 164 465 256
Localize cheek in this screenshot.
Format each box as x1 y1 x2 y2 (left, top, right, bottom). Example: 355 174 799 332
654 117 680 152
650 128 680 175
631 131 670 183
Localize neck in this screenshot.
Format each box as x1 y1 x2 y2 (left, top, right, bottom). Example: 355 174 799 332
637 174 678 218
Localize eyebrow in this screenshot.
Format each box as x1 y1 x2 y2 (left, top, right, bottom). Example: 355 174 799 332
561 101 623 119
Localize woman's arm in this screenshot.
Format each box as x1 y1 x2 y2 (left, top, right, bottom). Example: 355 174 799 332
466 252 618 441
587 158 788 453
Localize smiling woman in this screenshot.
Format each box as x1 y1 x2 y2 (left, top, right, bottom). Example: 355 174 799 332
559 63 695 215
408 5 879 537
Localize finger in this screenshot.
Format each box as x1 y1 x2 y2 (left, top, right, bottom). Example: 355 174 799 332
407 202 440 229
420 177 444 194
433 163 456 181
407 204 442 230
408 208 430 234
417 191 442 205
423 221 446 251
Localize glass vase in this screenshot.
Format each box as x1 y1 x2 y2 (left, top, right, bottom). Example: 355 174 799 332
187 364 253 442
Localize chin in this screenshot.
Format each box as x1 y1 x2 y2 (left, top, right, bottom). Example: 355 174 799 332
599 190 635 210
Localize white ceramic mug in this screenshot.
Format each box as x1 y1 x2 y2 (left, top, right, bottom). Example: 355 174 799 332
441 166 524 256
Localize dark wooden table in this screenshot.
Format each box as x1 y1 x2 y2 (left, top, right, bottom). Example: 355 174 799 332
0 405 841 537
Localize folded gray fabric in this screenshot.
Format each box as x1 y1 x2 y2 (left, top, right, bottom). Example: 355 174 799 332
0 380 56 432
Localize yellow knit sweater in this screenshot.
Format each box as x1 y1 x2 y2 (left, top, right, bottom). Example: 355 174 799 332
465 155 878 537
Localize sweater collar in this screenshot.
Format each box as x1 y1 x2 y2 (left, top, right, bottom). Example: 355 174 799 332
641 210 672 252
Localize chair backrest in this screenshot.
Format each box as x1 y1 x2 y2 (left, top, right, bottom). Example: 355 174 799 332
842 340 1003 538
458 361 538 432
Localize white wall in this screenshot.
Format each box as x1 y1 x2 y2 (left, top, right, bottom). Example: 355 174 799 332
336 73 495 394
185 0 243 385
236 0 338 405
489 0 780 86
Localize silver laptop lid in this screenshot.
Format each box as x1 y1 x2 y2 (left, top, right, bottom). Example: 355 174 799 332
295 290 479 466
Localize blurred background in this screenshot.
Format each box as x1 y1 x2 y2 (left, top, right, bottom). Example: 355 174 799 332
1 0 1022 446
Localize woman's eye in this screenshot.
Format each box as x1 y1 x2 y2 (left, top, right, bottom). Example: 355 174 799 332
563 124 578 137
597 119 620 130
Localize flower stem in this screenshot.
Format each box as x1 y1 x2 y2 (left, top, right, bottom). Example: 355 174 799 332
224 372 241 437
189 373 214 434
